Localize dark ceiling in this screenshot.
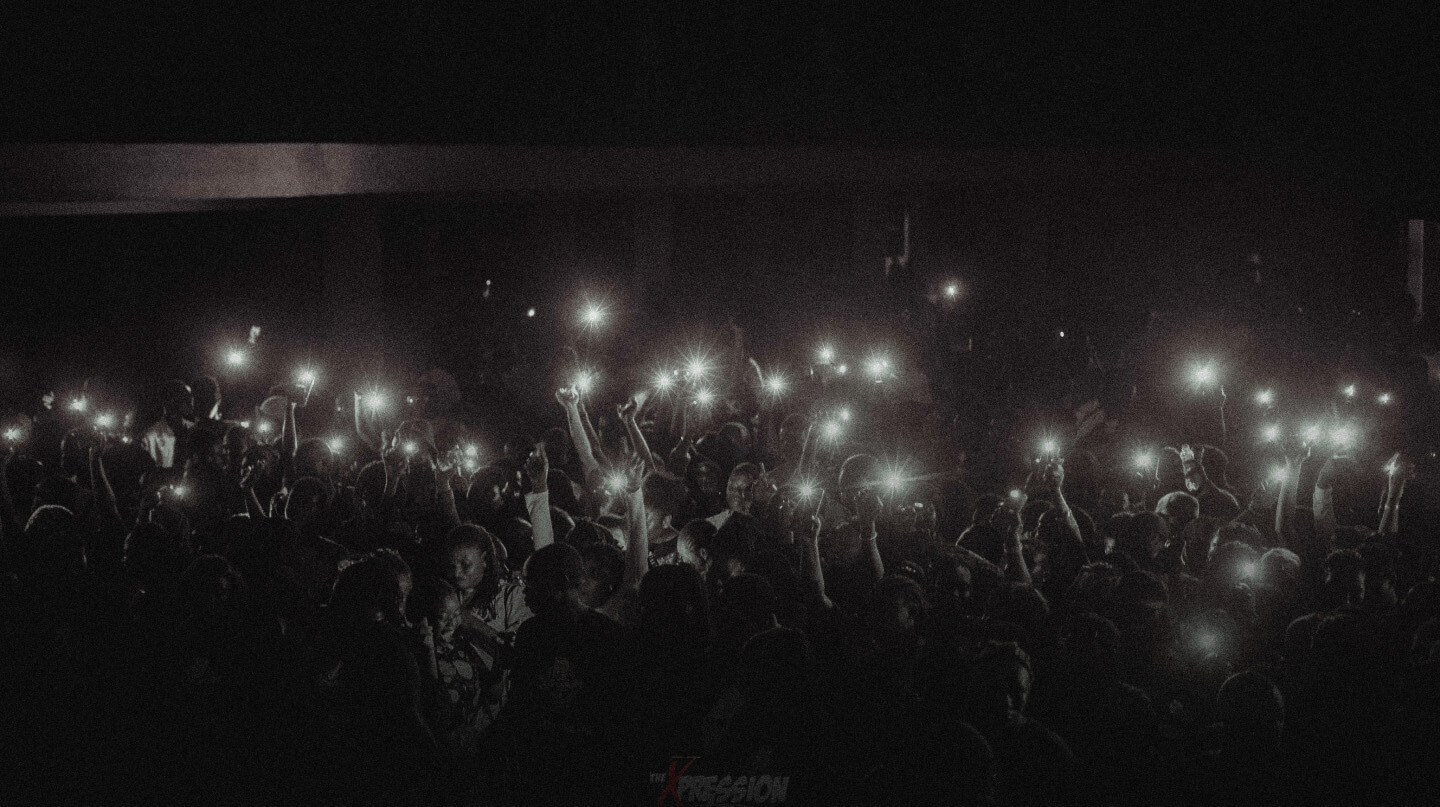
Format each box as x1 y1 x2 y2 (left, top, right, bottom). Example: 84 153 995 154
2 3 1437 209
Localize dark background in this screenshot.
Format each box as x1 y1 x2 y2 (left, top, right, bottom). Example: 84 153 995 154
0 3 1435 413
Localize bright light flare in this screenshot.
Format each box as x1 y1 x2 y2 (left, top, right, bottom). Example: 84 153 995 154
580 302 606 328
1009 489 1023 500
1342 384 1357 398
882 471 905 492
866 356 892 380
1330 425 1356 450
764 375 787 395
1040 439 1059 455
1191 363 1216 386
573 370 596 394
606 472 628 493
653 370 675 391
1269 466 1289 484
835 364 848 375
226 349 247 368
1262 424 1281 443
1302 424 1322 443
170 484 188 499
837 407 852 422
403 441 417 455
943 283 959 299
327 437 345 453
817 345 835 365
3 428 20 441
298 369 317 386
526 307 536 318
464 444 479 458
256 421 273 435
1377 392 1392 405
1239 561 1258 580
1255 389 1274 406
684 355 711 380
365 391 387 411
94 413 116 430
69 397 88 413
797 481 819 499
822 421 843 441
1134 451 1154 470
693 388 715 406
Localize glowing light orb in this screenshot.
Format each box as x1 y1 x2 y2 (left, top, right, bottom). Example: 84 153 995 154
1191 363 1216 385
3 428 20 441
403 441 417 455
1041 439 1058 455
838 407 852 422
464 444 479 458
581 304 606 327
944 283 959 299
256 421 272 435
694 388 715 406
573 371 596 394
835 364 848 375
1134 451 1154 469
366 392 386 411
226 349 247 367
69 398 88 412
817 346 835 365
1302 424 1322 443
822 421 842 440
1377 392 1392 405
526 307 536 318
327 438 345 453
94 413 115 430
1342 384 1356 398
298 369 317 386
654 370 675 391
1262 424 1281 442
1269 467 1289 484
1255 389 1274 406
765 375 787 395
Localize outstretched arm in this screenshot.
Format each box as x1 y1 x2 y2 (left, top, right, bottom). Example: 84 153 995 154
557 387 600 479
621 465 649 594
523 444 555 550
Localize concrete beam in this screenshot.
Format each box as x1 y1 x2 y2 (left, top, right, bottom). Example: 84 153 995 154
0 143 1044 208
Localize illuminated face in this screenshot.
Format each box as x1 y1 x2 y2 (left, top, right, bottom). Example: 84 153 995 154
445 545 488 594
436 592 462 644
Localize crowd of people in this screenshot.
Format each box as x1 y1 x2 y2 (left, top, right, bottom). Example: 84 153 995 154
3 288 1439 807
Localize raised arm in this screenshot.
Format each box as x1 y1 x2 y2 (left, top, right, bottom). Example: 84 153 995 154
1378 452 1412 535
523 444 555 550
90 445 122 525
353 391 382 454
620 464 649 594
855 489 886 589
618 398 661 473
799 509 835 611
557 387 600 479
577 397 608 467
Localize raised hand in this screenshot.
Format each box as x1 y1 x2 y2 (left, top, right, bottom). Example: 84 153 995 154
555 386 580 407
855 489 883 525
524 442 549 493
